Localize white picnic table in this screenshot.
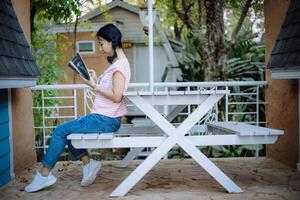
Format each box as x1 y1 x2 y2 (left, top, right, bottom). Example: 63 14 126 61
68 89 284 197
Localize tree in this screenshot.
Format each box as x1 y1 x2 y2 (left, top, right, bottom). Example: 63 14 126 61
30 0 82 34
155 0 263 81
30 0 96 51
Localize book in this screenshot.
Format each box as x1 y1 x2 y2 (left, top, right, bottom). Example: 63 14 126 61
68 53 90 80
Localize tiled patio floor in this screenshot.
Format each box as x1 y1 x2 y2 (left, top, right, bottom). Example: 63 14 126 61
0 157 299 200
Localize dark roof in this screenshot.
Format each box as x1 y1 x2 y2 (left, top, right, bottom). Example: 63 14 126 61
81 0 139 21
0 0 40 78
268 0 300 70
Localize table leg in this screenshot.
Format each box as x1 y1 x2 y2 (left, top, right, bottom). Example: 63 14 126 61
111 95 242 197
110 95 222 196
117 105 187 168
116 147 144 168
178 139 243 193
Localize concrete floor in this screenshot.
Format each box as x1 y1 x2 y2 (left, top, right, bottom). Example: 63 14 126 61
0 157 299 200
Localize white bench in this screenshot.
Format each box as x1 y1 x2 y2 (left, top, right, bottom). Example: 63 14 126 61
68 122 283 151
207 121 284 136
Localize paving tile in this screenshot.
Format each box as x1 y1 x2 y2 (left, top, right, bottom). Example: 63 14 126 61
0 157 299 200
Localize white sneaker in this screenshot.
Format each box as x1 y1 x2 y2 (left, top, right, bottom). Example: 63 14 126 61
81 160 101 186
25 170 57 192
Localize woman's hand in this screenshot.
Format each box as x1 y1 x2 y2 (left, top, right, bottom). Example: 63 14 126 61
88 69 97 82
80 75 96 89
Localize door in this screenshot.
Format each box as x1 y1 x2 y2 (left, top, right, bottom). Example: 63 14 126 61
0 89 11 187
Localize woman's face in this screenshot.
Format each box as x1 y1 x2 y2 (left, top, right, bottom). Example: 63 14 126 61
98 37 113 55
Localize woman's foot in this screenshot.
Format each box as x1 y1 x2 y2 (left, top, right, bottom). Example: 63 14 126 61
81 159 101 186
25 170 57 192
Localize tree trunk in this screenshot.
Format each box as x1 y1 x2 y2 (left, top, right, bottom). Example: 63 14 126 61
159 0 257 81
202 0 226 81
30 0 37 40
174 21 183 40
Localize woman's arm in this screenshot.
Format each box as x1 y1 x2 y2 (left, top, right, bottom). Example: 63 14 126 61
94 71 125 103
81 71 126 103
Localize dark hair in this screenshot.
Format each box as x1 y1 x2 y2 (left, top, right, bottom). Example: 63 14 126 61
97 24 122 63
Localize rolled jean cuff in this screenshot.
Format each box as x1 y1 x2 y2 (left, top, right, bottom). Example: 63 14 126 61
41 161 55 170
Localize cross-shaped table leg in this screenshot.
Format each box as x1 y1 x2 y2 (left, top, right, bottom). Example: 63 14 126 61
117 105 187 168
110 94 242 197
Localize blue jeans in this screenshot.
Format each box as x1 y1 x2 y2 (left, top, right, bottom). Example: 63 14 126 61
42 113 121 169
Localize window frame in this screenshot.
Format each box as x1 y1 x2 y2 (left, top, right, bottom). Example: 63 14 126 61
76 40 95 54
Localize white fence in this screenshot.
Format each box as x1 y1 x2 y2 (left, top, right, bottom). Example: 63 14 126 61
31 81 267 156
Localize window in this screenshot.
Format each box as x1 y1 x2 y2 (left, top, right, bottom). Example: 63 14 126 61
76 41 95 54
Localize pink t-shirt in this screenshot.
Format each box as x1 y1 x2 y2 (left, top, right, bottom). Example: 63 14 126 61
91 58 131 118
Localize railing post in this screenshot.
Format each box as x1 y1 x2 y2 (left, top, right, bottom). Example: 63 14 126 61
84 89 87 116
225 86 229 122
148 0 154 93
215 87 218 121
255 85 260 158
163 86 168 160
42 89 46 155
256 85 259 126
73 89 77 119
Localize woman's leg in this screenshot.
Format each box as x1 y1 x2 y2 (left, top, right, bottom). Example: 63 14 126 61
25 114 121 192
65 114 121 165
42 113 120 171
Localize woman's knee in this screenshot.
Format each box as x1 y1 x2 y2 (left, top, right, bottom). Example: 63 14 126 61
52 124 69 138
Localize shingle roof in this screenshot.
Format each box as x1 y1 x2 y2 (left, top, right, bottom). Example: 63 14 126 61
268 0 300 70
81 0 139 21
0 0 40 78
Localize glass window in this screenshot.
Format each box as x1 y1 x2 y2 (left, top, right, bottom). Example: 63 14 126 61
76 41 95 54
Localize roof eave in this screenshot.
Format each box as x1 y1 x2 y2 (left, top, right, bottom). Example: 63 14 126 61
270 66 300 79
0 77 38 89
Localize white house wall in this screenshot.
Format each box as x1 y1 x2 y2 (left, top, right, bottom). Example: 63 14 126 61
123 47 135 82
90 7 158 44
135 46 168 83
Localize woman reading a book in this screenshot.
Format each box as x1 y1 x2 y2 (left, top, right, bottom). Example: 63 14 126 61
25 24 131 192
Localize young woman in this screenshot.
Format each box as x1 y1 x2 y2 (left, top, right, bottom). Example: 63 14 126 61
25 24 131 192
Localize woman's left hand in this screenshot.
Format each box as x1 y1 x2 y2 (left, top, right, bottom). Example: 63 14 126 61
80 75 96 89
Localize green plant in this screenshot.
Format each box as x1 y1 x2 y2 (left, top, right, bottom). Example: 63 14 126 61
177 32 205 83
198 144 263 158
225 42 265 123
31 18 71 160
175 39 266 158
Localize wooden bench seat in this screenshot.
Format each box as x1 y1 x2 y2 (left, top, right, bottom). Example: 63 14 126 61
67 122 284 149
67 124 207 139
206 122 284 136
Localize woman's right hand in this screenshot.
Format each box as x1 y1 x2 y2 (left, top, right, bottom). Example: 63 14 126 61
88 69 97 82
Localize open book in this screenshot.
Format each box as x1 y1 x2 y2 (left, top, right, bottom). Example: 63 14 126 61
68 53 90 80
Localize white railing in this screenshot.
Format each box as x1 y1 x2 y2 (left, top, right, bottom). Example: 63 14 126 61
31 81 267 156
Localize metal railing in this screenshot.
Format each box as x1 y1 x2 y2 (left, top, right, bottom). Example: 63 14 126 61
31 81 267 156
